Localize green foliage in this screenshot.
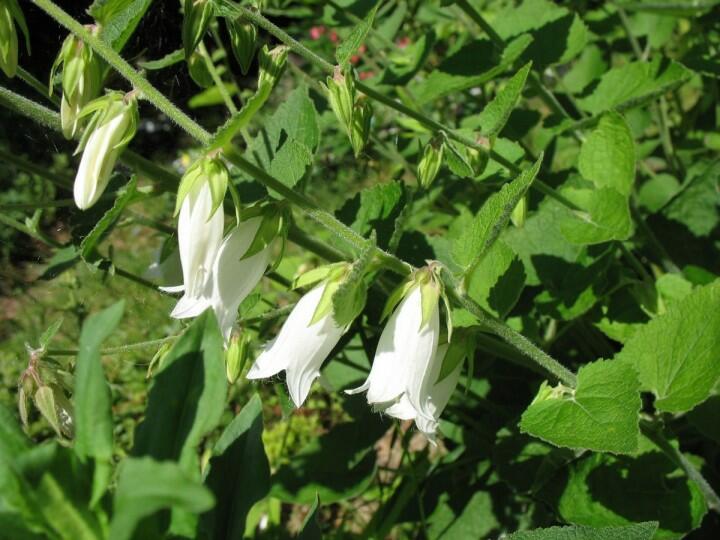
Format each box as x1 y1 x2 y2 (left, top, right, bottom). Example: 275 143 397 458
3 0 720 538
520 359 641 453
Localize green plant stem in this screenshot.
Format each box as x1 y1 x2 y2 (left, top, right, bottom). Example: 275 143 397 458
20 4 580 387
199 41 238 114
47 336 179 357
640 419 720 513
17 66 59 106
0 212 62 248
0 84 62 131
32 0 212 145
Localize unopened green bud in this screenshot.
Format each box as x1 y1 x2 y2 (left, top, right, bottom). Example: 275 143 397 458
325 66 355 139
510 194 527 228
228 19 257 75
183 0 214 58
350 98 372 157
225 332 250 383
187 49 214 88
147 341 173 378
0 0 29 78
258 44 289 90
51 30 104 139
467 135 490 176
175 153 229 216
417 134 445 188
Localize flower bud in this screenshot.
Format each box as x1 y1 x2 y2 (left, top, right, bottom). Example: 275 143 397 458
187 49 214 88
228 19 257 75
510 194 527 228
350 98 372 157
73 92 139 210
225 332 250 383
51 31 104 139
182 0 214 59
325 66 355 140
467 135 490 176
257 44 289 91
0 0 29 78
417 134 445 188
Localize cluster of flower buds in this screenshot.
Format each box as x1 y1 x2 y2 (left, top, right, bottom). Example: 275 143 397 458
73 91 139 209
0 0 29 78
325 66 372 157
50 30 104 138
417 132 446 189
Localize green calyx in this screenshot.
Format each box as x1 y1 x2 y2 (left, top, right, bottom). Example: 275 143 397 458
74 91 139 156
325 66 372 157
257 44 289 91
174 153 230 218
239 201 290 264
417 133 446 189
0 0 29 79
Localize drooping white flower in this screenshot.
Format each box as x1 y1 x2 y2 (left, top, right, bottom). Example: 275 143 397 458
163 180 224 318
382 344 462 439
347 280 439 408
348 266 453 436
73 93 137 209
209 217 272 342
247 282 345 407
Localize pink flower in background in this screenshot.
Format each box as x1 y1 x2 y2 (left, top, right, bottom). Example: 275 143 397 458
329 30 339 43
359 71 374 80
350 43 366 65
309 25 325 40
397 36 411 48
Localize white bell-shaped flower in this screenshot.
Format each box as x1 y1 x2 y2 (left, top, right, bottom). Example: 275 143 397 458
247 282 345 407
347 281 440 415
209 217 272 342
382 344 462 439
73 95 137 209
163 181 224 319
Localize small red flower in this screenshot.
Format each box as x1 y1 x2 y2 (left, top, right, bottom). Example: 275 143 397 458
309 26 326 40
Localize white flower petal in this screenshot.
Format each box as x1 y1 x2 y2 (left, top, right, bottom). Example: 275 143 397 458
171 181 224 319
210 217 270 342
381 394 417 421
404 293 440 422
74 110 129 209
247 283 345 407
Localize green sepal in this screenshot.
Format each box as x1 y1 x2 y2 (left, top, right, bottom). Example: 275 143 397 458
417 133 445 188
419 278 441 330
6 0 29 54
350 98 372 157
73 92 127 154
257 44 289 91
292 263 346 290
436 329 475 384
380 279 416 322
510 194 527 228
174 154 229 218
48 34 75 96
325 66 356 140
330 235 375 327
308 264 352 326
182 0 214 59
225 332 250 383
240 202 288 261
228 18 257 75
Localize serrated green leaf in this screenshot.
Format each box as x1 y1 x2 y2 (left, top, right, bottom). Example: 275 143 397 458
90 0 154 52
558 185 633 245
453 155 542 272
579 112 635 196
335 3 380 67
336 181 405 250
614 280 720 413
444 141 474 178
38 319 63 350
556 441 706 538
576 57 693 115
465 241 525 318
109 457 214 540
410 35 532 104
663 160 720 237
520 359 641 454
477 62 531 137
507 522 658 540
